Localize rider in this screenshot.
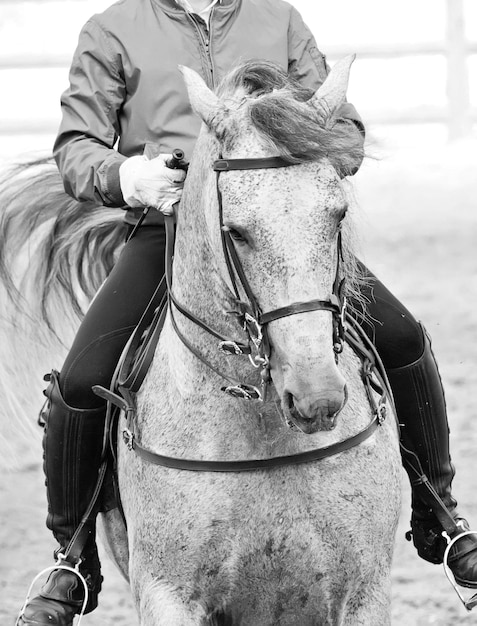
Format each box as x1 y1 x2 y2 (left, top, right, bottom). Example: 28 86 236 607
17 0 477 624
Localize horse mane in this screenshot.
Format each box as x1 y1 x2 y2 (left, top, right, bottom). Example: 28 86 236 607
216 60 368 309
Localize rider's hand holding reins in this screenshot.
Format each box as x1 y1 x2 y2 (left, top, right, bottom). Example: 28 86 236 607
119 153 186 214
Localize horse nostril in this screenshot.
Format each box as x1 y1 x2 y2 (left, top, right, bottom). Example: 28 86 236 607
285 391 309 422
283 387 347 431
285 391 321 425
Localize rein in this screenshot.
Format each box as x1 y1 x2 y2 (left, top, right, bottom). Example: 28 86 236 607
94 154 393 472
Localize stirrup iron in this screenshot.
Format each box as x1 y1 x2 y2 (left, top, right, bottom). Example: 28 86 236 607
443 529 477 611
16 554 89 625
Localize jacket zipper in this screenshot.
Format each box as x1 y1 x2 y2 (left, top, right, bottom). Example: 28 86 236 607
208 6 216 87
187 11 215 89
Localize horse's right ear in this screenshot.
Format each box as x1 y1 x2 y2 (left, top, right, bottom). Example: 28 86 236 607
180 66 228 136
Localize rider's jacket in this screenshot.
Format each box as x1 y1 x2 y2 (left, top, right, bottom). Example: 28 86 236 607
53 0 364 225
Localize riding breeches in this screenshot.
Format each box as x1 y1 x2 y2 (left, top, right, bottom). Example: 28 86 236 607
59 224 424 409
59 226 166 409
349 263 425 370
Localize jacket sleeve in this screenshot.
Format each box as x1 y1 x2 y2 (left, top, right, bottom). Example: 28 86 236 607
287 7 365 137
53 19 127 207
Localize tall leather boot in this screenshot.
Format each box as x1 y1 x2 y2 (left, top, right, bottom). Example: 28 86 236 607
17 371 106 626
387 324 477 588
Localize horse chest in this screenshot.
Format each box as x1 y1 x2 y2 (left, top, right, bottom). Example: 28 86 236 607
122 446 398 583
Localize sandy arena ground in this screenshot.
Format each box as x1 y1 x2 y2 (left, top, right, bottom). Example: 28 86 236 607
1 134 477 624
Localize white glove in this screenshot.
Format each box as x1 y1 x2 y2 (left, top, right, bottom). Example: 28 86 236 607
119 153 186 214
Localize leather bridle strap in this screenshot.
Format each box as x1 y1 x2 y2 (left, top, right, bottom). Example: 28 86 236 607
122 410 381 472
213 156 298 171
259 297 341 325
213 153 300 309
163 216 252 355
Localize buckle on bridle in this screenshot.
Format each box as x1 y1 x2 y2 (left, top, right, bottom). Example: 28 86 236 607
122 428 135 451
218 340 244 355
331 294 347 355
221 383 262 401
339 296 348 333
243 312 263 349
376 403 387 424
248 352 269 369
333 338 345 354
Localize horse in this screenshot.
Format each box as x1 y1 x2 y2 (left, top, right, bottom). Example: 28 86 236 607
0 57 402 625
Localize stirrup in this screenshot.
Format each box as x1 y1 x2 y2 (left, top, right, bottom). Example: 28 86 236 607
443 530 477 611
16 554 89 625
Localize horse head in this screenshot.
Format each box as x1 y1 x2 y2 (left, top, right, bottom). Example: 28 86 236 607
180 56 364 435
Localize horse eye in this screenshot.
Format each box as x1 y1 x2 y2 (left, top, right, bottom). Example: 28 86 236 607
223 226 247 243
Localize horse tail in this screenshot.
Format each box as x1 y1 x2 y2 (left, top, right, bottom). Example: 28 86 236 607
0 156 126 334
0 157 126 465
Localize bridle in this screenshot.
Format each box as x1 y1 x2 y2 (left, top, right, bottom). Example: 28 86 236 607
94 153 392 472
168 155 347 403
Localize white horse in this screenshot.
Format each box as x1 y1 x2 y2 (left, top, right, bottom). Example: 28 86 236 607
100 57 402 624
0 57 402 624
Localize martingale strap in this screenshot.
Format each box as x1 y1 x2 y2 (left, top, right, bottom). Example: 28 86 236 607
118 406 382 472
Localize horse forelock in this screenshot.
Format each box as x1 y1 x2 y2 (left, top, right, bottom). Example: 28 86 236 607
215 60 364 176
207 63 367 312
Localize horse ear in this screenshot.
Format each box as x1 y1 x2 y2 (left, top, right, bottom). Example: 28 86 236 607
180 65 227 136
309 54 355 123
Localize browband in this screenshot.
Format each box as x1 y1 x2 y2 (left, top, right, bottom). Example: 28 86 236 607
213 156 301 171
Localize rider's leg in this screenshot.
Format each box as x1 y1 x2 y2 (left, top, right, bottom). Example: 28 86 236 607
353 265 477 587
17 226 166 626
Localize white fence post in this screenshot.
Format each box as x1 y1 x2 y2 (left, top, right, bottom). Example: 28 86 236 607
446 0 472 140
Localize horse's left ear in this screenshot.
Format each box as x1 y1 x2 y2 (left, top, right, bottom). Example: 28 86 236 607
180 65 228 136
309 54 355 123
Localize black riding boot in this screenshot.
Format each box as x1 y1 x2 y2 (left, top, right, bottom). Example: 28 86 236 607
387 324 477 587
17 371 105 626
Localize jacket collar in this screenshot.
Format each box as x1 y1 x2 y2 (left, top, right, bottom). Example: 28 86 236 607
153 0 237 16
176 0 222 15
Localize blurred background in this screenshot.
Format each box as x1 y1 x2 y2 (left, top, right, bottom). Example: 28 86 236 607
1 1 477 624
0 0 476 156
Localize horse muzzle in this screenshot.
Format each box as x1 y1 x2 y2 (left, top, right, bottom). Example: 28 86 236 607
282 385 348 434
